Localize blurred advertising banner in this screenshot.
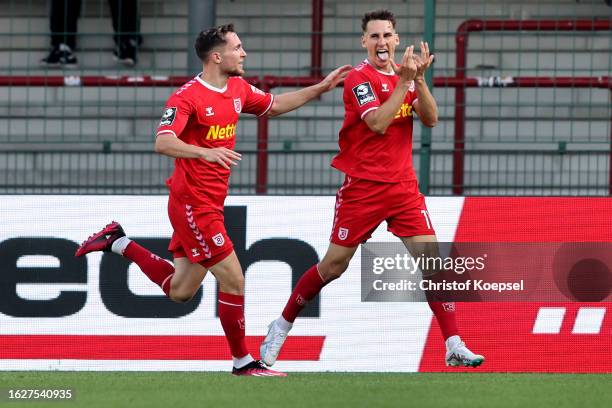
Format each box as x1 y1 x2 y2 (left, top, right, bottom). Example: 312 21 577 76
0 196 610 372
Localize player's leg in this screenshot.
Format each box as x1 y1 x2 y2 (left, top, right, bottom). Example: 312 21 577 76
400 235 460 340
260 243 357 366
208 251 286 377
386 180 483 366
75 199 214 302
285 243 358 321
166 197 283 375
166 256 207 302
164 196 283 374
208 251 249 367
390 183 484 367
75 221 178 297
282 176 381 323
401 235 484 367
260 176 386 366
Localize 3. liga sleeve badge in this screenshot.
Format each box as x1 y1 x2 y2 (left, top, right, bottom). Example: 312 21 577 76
352 82 376 106
159 107 177 126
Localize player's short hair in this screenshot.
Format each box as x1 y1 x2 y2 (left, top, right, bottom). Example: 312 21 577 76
361 9 396 32
194 23 236 62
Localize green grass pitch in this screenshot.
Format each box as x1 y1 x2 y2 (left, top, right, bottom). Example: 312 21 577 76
0 372 610 408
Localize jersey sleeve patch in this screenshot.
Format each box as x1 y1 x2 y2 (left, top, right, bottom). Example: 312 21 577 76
352 82 376 106
159 107 177 126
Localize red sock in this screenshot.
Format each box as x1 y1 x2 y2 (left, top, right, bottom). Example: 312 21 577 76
123 241 175 297
428 301 459 340
218 292 249 358
282 264 326 323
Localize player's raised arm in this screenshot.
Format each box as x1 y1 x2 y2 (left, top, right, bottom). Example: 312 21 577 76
266 65 352 117
363 45 417 135
412 41 438 128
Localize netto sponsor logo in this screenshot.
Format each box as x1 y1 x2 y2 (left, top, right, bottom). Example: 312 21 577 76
206 123 236 140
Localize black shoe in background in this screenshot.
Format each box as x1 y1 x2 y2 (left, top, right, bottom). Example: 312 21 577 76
40 43 78 68
114 38 138 67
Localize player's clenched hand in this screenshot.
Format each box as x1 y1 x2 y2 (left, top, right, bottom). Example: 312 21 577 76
414 41 434 80
391 45 417 83
199 147 242 170
319 65 353 92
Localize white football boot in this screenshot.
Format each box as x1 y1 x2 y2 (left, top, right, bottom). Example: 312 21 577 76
445 335 485 367
260 318 292 366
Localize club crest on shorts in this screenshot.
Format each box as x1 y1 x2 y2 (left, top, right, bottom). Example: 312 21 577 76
233 98 242 113
338 227 349 241
159 107 177 126
212 233 225 247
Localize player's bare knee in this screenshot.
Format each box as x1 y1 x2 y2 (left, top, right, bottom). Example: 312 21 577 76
168 281 198 303
320 258 350 281
169 288 196 303
224 280 244 295
219 273 244 295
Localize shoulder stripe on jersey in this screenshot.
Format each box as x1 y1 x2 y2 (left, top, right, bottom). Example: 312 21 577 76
257 94 275 117
156 130 177 138
360 106 378 119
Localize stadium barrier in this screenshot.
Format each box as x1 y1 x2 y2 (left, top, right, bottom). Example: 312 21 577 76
452 19 612 194
1 73 608 194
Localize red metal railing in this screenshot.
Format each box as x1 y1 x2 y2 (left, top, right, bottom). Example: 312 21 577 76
6 9 610 194
310 0 324 78
0 75 203 87
454 19 612 195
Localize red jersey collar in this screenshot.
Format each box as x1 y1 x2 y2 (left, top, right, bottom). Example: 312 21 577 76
363 59 396 76
195 72 228 93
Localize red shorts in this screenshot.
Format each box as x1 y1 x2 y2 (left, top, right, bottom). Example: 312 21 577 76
330 176 435 247
167 195 234 268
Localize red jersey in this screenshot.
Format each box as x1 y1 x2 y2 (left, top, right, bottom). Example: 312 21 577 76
156 75 273 208
331 60 419 183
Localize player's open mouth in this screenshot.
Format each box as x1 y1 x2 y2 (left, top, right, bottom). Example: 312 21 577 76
376 50 389 62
